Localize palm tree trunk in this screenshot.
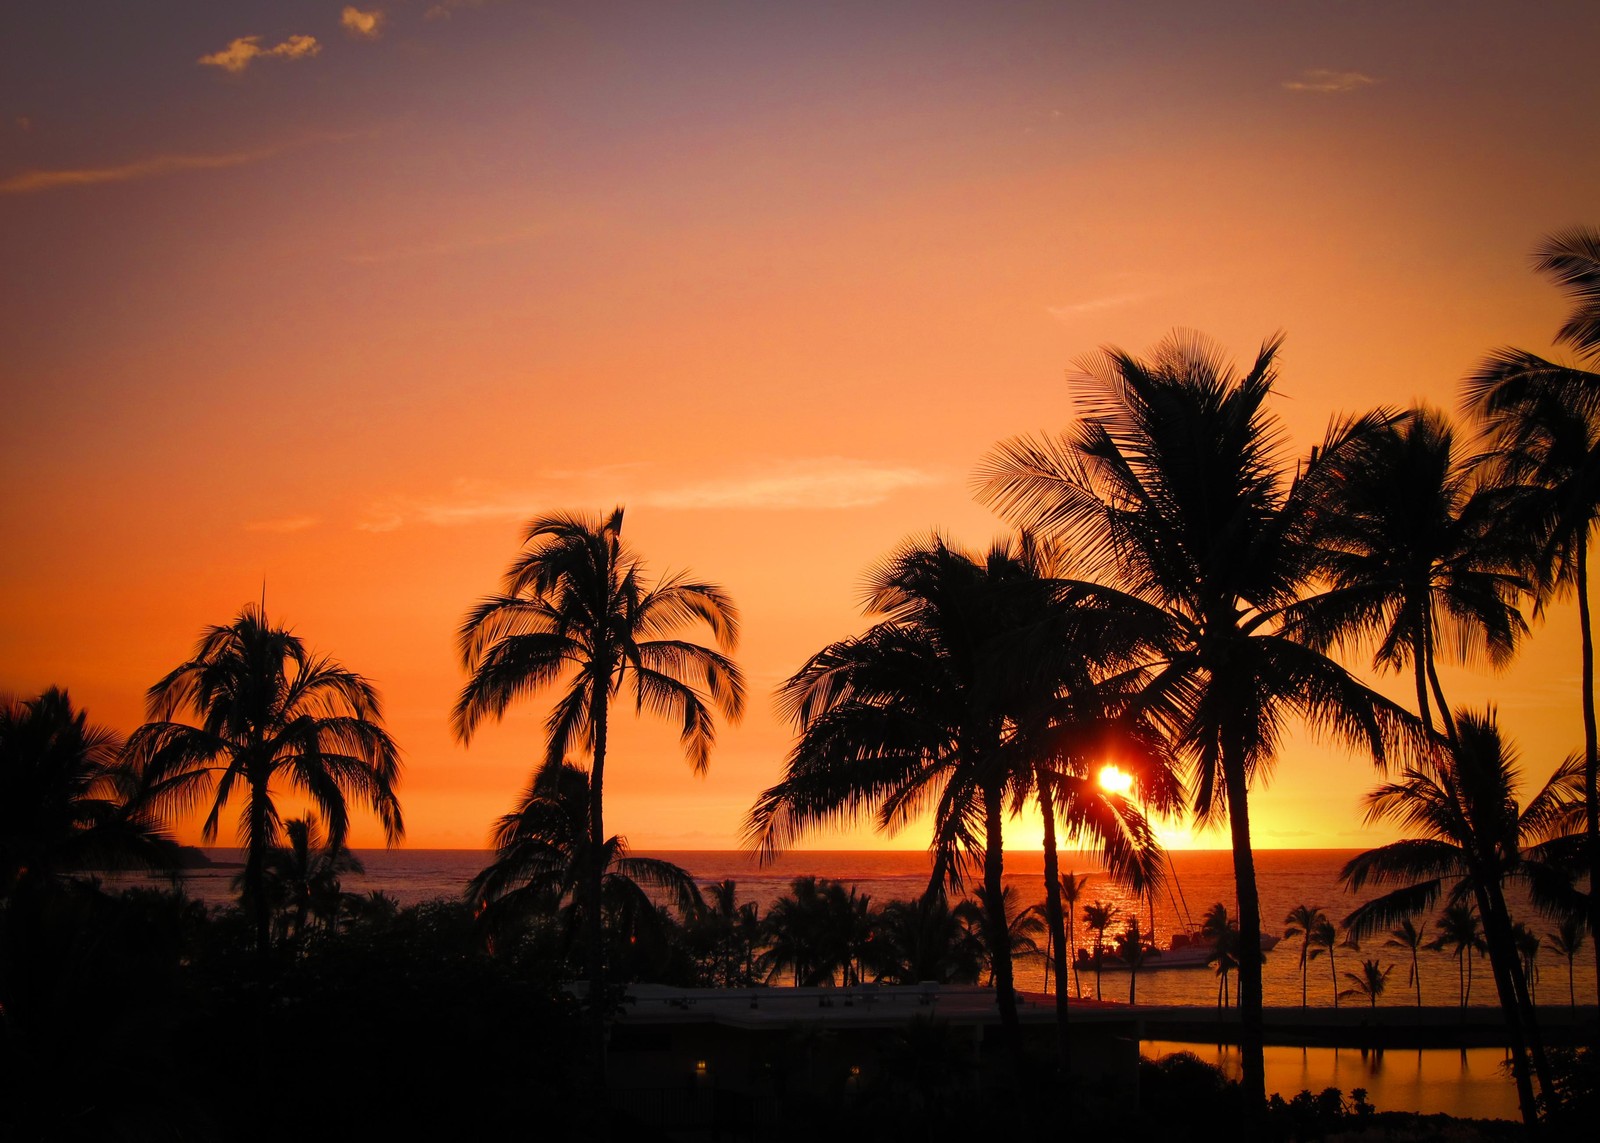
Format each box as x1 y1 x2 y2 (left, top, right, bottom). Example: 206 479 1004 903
248 773 271 962
981 782 1024 1081
1578 542 1600 1004
586 674 611 1088
1471 887 1542 1134
1221 747 1266 1109
1413 949 1421 1008
1037 777 1074 1075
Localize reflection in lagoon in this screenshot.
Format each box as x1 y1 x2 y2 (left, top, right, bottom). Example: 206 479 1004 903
1142 1040 1517 1121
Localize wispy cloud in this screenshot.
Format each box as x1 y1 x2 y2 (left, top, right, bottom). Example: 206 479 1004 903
199 34 321 73
1 144 283 194
341 7 386 39
1283 69 1377 94
1046 292 1152 319
359 460 944 531
245 515 320 534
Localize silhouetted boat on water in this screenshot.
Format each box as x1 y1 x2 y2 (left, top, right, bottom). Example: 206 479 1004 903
1077 929 1280 972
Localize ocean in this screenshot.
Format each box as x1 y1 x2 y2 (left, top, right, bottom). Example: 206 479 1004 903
152 846 1597 1010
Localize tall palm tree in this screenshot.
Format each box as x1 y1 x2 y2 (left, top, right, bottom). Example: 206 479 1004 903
748 535 1076 1070
128 604 403 957
454 508 744 1062
1339 711 1582 1128
0 688 175 899
1284 903 1328 1009
1384 917 1429 1009
1082 900 1118 1000
1545 914 1587 1007
1431 902 1484 1007
1339 958 1392 1008
981 331 1412 1104
1465 231 1600 999
1298 406 1528 743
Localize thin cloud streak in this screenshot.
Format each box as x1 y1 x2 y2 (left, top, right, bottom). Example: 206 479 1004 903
1 133 355 195
358 460 945 531
199 34 321 73
1283 69 1378 94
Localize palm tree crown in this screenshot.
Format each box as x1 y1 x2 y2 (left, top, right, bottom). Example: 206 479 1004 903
128 605 403 955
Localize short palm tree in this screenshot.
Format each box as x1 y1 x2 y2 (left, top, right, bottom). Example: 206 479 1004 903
1284 903 1328 1008
1545 914 1587 1007
128 605 403 957
1082 900 1119 1000
1384 917 1429 1008
1060 871 1090 997
1310 917 1341 1007
1431 902 1484 1007
469 762 701 971
454 509 743 1057
1339 958 1393 1008
259 813 363 941
872 890 985 985
980 331 1413 1104
1116 915 1150 1005
1340 711 1581 1127
1512 921 1541 1005
1 687 175 899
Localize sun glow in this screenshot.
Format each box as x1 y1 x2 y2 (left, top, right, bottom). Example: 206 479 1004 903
1097 764 1134 796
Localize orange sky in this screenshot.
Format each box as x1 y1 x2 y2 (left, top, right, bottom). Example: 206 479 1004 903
3 1 1599 853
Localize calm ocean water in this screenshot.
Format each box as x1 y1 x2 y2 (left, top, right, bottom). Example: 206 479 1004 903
156 846 1597 1010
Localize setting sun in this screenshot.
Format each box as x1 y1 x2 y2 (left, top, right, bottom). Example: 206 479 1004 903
1097 765 1135 796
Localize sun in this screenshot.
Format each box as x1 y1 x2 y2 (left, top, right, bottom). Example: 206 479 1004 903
1097 764 1134 796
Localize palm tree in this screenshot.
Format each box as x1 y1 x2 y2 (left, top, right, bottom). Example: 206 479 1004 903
0 687 175 899
468 762 703 971
128 604 403 958
1535 225 1600 360
1545 914 1587 1007
1431 902 1484 1007
1339 958 1393 1008
1298 406 1528 743
1513 921 1541 1005
1200 902 1241 1009
1081 900 1119 1000
1339 711 1581 1128
1384 917 1429 1009
758 875 873 987
453 508 744 1060
748 535 1079 1069
1465 232 1600 1000
1309 917 1341 1007
872 890 985 985
1116 915 1150 1005
1060 871 1089 997
259 813 363 942
1284 904 1328 1008
981 331 1412 1104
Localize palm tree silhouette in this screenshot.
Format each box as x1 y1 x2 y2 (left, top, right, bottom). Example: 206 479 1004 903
1283 903 1327 1008
1341 711 1581 1127
981 331 1409 1104
1082 900 1118 1000
1298 406 1528 743
258 813 363 942
1060 871 1089 998
1431 902 1484 1007
470 762 701 971
1 687 175 898
1338 958 1392 1008
873 890 985 985
1116 915 1150 1005
129 604 402 958
1512 922 1541 1006
1200 902 1240 1009
454 508 743 1064
1309 917 1341 1007
1465 233 1600 1003
749 534 1078 1070
1545 914 1586 1008
1384 917 1429 1008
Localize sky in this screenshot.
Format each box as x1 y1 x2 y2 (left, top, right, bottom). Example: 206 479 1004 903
3 1 1599 855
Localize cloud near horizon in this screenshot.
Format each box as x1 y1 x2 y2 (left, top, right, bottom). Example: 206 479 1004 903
199 34 321 73
359 459 945 531
1283 68 1377 94
341 7 386 39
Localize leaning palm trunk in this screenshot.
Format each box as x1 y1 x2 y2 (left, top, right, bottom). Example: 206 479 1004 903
1580 544 1600 1003
982 784 1024 1072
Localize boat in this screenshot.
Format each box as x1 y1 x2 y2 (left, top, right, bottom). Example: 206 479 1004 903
1075 929 1280 972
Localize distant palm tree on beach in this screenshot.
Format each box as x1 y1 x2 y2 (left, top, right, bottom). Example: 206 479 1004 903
1082 900 1118 1000
1432 903 1484 1007
1339 958 1392 1008
1284 903 1328 1009
129 604 403 959
1309 917 1341 1008
1384 917 1429 1009
1545 914 1587 1008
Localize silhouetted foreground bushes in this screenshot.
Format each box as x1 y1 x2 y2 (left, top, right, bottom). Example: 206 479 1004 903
1 886 587 1143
